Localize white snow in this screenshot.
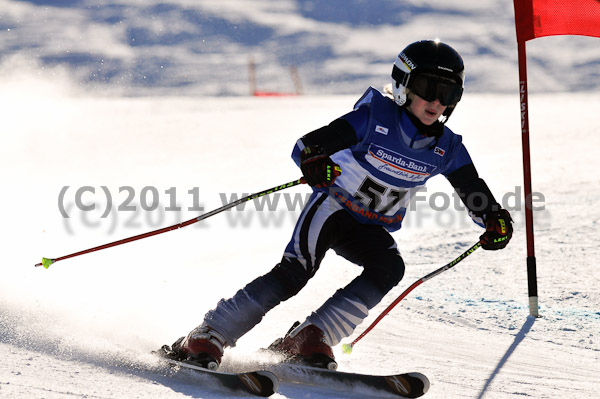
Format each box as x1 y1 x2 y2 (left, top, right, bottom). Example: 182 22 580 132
1 74 599 398
1 0 599 397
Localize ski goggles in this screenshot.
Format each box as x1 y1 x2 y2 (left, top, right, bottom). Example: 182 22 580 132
408 74 463 106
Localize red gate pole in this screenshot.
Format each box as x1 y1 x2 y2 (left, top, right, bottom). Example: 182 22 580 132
517 40 539 317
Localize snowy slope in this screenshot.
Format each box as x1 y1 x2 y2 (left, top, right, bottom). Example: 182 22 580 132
1 75 599 398
0 0 599 96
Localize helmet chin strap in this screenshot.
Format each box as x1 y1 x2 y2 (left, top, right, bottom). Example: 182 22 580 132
441 104 456 123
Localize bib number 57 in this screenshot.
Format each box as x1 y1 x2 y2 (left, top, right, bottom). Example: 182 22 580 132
354 177 407 214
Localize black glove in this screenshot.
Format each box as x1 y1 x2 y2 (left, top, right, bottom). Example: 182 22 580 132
480 209 513 250
300 146 342 188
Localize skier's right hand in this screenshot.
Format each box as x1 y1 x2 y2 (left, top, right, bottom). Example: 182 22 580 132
300 145 342 188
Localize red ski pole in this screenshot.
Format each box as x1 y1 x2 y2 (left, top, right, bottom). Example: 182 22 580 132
342 241 481 354
36 178 306 269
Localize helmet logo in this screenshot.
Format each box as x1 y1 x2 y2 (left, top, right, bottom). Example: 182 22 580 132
437 66 454 73
399 52 417 71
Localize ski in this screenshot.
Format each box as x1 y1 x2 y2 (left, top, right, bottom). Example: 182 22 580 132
154 345 279 397
271 363 430 398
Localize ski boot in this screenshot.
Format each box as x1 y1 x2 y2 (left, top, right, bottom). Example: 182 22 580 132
268 321 338 370
168 325 227 370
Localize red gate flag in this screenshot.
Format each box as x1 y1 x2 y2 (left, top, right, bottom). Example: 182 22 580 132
514 0 600 42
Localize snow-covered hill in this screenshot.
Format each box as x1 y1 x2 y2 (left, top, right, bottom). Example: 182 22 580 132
1 0 598 96
1 86 599 397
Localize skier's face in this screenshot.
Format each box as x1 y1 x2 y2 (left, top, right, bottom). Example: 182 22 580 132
407 94 447 126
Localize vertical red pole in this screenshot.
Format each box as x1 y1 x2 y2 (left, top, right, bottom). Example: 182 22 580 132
517 40 540 317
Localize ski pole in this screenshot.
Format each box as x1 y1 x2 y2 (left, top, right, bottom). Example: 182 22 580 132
342 241 481 354
36 178 306 269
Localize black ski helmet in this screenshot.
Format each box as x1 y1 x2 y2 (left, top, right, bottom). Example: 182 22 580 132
391 40 465 122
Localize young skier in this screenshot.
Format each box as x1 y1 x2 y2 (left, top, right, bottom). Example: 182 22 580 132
169 40 513 370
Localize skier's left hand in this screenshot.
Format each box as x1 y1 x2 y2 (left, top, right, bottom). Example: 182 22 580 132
480 209 513 250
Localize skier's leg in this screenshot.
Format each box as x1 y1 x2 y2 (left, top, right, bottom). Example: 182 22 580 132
302 224 405 346
200 192 349 347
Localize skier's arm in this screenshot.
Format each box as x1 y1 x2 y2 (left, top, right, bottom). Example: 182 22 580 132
446 162 500 221
300 118 358 154
292 106 368 166
291 119 358 168
291 119 356 188
445 156 513 250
